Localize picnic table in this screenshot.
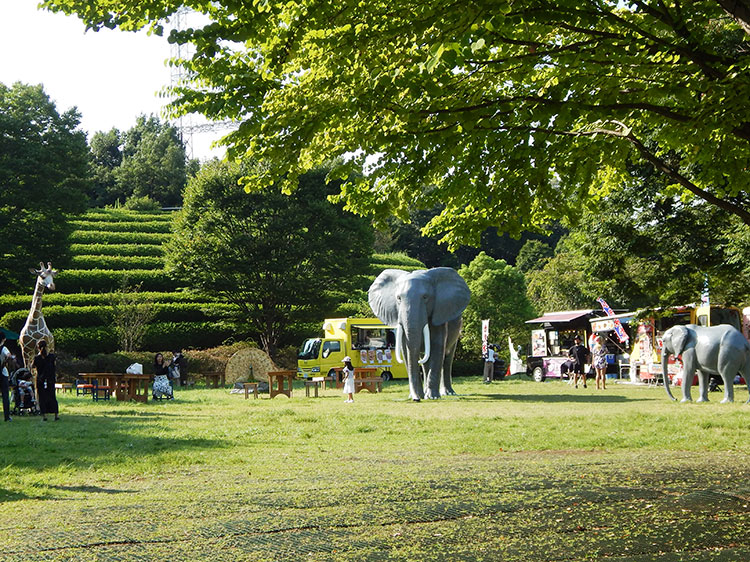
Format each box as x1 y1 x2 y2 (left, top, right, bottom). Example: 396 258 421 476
77 373 152 402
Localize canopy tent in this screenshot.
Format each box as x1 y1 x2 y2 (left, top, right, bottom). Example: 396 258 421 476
1 327 20 340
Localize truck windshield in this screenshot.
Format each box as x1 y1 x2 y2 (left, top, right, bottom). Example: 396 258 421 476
298 339 321 360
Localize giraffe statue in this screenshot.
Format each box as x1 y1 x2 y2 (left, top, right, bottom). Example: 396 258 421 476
19 262 57 370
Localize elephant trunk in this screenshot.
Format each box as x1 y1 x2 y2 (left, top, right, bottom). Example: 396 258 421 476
662 349 677 401
418 324 431 365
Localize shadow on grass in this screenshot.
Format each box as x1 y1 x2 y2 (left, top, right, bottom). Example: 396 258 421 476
1 414 225 487
47 484 137 495
469 393 649 403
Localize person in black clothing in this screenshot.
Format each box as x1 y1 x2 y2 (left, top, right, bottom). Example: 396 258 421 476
568 335 590 389
32 340 59 421
1 334 12 421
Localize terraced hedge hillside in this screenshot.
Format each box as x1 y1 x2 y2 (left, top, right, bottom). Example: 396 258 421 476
2 209 425 356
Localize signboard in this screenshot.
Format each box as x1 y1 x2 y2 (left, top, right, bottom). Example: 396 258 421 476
531 329 546 357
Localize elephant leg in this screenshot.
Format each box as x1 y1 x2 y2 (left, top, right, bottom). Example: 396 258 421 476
440 318 462 396
424 327 447 400
681 354 695 402
720 372 735 404
696 370 709 403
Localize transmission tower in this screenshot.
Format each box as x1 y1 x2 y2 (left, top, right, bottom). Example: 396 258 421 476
169 8 238 159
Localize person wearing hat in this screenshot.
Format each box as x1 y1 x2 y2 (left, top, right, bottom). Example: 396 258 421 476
341 356 355 403
568 335 590 389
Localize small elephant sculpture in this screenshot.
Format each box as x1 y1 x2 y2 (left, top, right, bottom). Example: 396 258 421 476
369 268 471 401
661 324 750 403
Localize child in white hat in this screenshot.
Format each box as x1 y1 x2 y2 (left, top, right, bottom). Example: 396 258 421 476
342 356 355 403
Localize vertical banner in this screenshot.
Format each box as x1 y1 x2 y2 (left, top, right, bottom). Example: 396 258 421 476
596 297 629 343
481 319 490 356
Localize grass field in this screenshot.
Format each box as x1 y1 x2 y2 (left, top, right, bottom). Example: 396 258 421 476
0 378 748 561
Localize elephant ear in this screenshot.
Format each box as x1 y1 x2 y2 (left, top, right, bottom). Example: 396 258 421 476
669 325 695 356
428 267 471 326
368 269 409 326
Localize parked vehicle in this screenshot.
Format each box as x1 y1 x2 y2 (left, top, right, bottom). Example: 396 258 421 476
297 317 408 380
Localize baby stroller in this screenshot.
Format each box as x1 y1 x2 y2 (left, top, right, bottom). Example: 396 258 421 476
10 367 40 415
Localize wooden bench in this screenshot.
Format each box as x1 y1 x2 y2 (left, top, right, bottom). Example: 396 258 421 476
55 382 74 393
355 377 383 394
267 370 295 399
304 379 322 397
242 382 259 399
201 372 226 388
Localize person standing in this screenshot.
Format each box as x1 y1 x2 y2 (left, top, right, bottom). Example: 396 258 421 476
592 336 608 390
568 335 590 389
483 344 496 384
33 340 59 421
172 348 189 387
342 356 355 403
1 335 12 422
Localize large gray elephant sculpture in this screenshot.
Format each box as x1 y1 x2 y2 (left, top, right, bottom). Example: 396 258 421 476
661 324 750 403
369 268 471 401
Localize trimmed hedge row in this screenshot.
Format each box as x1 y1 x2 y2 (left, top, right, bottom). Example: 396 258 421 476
81 210 173 222
70 220 172 233
372 252 426 267
69 230 171 244
69 255 165 271
0 302 237 333
0 291 217 316
56 269 177 293
55 321 236 356
69 243 164 257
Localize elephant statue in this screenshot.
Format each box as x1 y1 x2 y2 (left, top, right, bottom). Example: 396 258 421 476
368 267 471 401
661 324 750 403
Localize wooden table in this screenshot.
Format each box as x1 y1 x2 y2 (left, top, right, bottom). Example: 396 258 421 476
77 373 152 402
267 370 296 398
305 379 322 397
242 381 259 399
202 372 226 388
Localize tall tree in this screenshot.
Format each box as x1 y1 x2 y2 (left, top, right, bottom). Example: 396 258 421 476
458 252 536 361
0 82 89 290
114 115 191 207
43 1 750 247
165 161 374 356
89 127 122 207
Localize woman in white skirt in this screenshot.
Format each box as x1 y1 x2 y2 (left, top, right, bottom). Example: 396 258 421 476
342 356 355 403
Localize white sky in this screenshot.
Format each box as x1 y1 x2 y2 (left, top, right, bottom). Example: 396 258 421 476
0 3 225 160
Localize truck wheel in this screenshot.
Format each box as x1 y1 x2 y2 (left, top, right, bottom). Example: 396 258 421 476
382 371 392 382
532 366 545 383
327 369 337 381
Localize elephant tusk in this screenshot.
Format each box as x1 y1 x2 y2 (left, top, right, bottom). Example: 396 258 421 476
395 325 405 364
418 324 431 365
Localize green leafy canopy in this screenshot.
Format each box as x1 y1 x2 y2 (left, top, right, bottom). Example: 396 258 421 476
42 1 750 248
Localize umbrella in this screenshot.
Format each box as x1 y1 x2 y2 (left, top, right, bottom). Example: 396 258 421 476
1 327 20 340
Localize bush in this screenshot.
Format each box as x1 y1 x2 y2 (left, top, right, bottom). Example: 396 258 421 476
69 231 171 245
56 269 175 293
0 291 218 317
123 195 162 211
69 243 164 257
69 255 165 270
70 220 171 233
81 209 172 222
371 252 426 268
54 321 237 356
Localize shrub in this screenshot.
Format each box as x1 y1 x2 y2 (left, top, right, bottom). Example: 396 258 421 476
123 195 162 211
69 220 171 233
371 252 426 268
81 209 172 222
56 269 175 293
69 255 165 270
69 243 164 257
69 231 171 245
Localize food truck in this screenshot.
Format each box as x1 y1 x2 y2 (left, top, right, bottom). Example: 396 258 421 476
628 304 742 384
525 309 610 382
297 317 408 380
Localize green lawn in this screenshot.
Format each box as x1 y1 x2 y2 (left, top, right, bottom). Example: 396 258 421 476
1 378 748 561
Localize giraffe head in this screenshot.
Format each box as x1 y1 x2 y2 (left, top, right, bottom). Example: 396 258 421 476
29 262 57 292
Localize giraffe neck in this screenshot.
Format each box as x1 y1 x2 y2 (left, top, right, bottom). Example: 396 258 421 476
25 278 46 327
